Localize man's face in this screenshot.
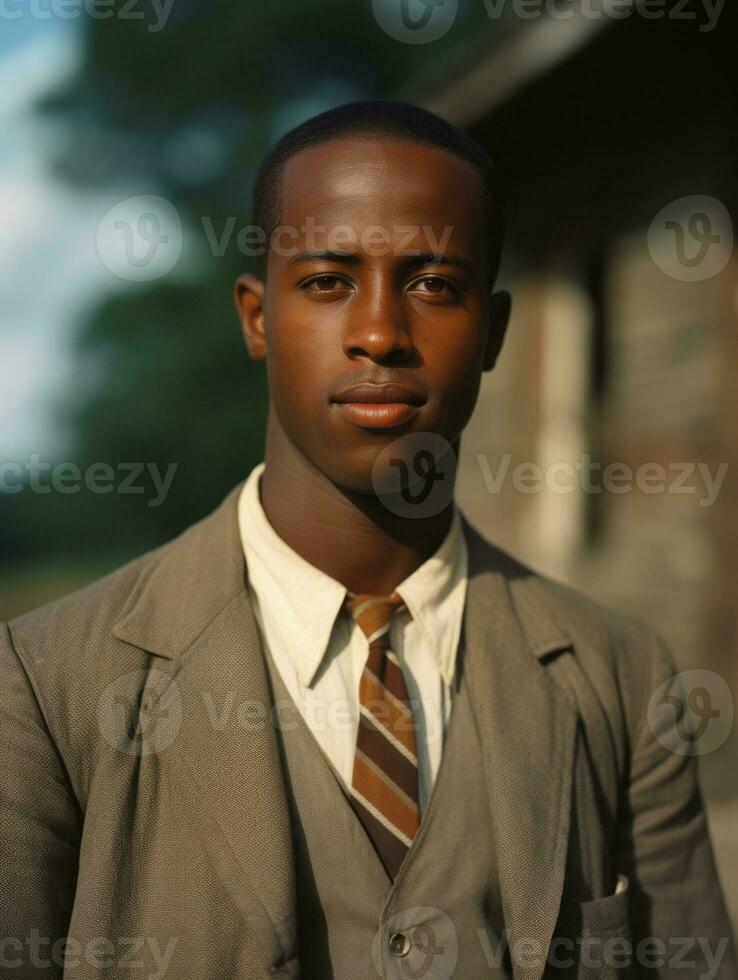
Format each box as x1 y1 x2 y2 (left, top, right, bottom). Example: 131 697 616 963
237 138 508 493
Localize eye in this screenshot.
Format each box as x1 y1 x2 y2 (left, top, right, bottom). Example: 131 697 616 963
410 275 461 300
300 274 351 293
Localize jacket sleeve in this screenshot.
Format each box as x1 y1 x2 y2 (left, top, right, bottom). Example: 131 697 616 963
0 622 83 978
615 628 737 978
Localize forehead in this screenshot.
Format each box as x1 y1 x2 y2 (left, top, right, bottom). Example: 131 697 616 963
277 138 486 243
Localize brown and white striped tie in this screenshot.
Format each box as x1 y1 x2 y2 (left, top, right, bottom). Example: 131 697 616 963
344 590 420 880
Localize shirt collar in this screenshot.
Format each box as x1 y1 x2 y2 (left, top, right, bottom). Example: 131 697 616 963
393 503 467 687
238 461 467 688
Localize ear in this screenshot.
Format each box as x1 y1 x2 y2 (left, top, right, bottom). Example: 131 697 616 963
482 289 511 373
234 273 267 360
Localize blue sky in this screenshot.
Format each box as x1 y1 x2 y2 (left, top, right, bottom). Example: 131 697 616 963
0 13 365 464
0 17 117 460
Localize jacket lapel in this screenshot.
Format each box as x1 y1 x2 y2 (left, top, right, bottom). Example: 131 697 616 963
461 516 579 980
111 482 579 979
112 482 297 972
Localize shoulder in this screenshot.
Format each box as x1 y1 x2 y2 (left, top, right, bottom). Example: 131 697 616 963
1 543 166 806
462 515 675 739
2 539 168 767
2 482 245 794
6 480 244 670
6 541 166 677
463 512 667 656
524 572 675 714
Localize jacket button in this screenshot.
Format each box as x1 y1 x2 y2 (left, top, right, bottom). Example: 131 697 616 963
389 931 412 957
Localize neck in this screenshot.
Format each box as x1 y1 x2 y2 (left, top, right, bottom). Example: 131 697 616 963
259 407 457 595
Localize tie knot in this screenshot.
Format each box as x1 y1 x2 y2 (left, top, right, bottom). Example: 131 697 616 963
344 591 406 645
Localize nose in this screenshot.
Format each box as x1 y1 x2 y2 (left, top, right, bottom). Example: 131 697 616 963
343 280 413 363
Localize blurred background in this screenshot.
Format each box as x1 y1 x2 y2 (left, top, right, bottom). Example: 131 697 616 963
2 0 736 925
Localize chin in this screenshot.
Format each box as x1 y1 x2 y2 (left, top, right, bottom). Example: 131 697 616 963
308 444 387 497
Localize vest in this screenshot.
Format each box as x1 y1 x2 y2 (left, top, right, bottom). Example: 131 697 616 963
263 625 513 979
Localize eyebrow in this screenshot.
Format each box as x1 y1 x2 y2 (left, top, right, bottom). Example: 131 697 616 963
286 249 475 277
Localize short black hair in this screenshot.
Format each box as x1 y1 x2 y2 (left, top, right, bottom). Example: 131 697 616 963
251 98 504 285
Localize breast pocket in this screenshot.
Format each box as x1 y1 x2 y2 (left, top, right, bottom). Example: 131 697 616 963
548 874 635 979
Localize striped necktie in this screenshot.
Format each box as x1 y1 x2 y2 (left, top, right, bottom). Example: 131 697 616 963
344 590 420 880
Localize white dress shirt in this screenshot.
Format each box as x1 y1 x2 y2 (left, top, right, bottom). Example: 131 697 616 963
237 461 468 814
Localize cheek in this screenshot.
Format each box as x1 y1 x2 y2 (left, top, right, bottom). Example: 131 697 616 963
427 321 485 389
265 303 318 388
266 294 341 370
427 328 486 430
264 310 341 440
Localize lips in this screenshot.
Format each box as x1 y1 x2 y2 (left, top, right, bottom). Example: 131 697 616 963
331 382 425 405
330 381 426 430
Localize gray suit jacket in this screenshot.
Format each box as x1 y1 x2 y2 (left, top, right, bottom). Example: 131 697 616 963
1 482 734 979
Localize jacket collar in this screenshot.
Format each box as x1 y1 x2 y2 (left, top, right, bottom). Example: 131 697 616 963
113 480 573 664
461 513 578 980
112 481 247 657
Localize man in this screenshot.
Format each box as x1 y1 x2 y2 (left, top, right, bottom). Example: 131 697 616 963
1 100 734 979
